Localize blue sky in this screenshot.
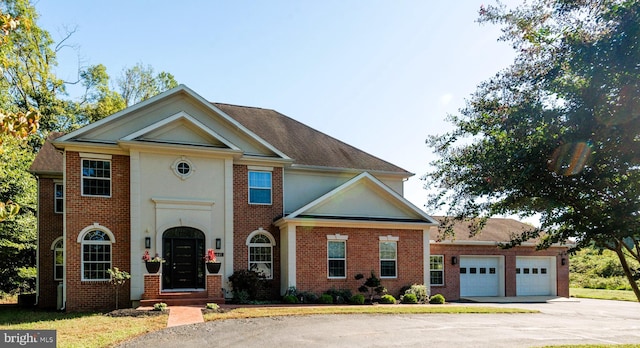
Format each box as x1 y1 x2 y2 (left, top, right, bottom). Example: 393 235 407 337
36 1 519 214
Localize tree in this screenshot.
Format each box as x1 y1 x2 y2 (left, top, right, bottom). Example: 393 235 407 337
425 0 640 301
117 63 178 107
0 134 36 293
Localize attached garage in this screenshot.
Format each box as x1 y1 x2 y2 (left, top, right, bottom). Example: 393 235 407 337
459 256 505 297
516 256 557 296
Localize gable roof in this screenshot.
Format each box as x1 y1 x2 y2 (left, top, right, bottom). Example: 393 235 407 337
277 172 438 227
214 103 411 175
36 85 410 176
29 132 65 175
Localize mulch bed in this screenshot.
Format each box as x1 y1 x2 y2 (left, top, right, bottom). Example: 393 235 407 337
104 308 168 317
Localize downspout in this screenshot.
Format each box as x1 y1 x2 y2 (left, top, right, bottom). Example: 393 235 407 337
34 176 40 306
61 150 67 311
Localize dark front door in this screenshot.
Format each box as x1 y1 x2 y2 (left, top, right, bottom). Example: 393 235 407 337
162 227 205 290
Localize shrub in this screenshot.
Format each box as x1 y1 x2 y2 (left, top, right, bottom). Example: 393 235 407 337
356 271 386 302
233 290 250 304
325 288 352 304
429 294 445 304
153 302 168 311
403 284 429 304
228 270 264 302
349 294 365 305
298 291 319 304
283 295 299 304
401 293 417 304
206 303 219 310
319 294 334 304
379 294 396 304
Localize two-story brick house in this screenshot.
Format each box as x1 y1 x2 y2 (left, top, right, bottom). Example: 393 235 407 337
30 85 569 311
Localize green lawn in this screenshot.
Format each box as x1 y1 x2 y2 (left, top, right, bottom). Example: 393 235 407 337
570 288 638 302
0 306 167 348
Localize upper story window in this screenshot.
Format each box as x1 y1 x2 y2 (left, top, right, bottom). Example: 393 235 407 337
54 183 63 213
248 171 272 205
82 159 111 197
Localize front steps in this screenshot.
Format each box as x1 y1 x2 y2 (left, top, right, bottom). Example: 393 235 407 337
140 290 225 306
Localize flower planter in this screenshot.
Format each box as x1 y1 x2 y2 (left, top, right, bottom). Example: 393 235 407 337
206 262 221 274
145 261 161 274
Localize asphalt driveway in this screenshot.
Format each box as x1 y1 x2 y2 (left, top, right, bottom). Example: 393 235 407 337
117 298 640 348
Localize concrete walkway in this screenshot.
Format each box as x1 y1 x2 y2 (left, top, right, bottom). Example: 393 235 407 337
166 306 204 327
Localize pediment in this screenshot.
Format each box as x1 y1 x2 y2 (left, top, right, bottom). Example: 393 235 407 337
121 112 239 150
288 172 438 223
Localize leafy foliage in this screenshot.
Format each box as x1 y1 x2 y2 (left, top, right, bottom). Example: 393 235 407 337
379 294 396 304
349 294 365 305
401 293 417 304
429 294 446 304
356 271 387 302
402 284 429 304
570 247 639 290
228 270 265 302
107 267 130 310
0 135 35 293
318 294 333 304
425 0 640 300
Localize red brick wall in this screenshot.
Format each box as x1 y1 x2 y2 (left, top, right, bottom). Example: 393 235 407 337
295 227 424 298
429 244 569 301
37 177 64 309
65 152 131 311
232 165 283 298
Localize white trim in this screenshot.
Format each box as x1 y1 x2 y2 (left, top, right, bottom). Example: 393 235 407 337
283 172 439 224
379 240 398 279
379 235 399 241
423 228 431 290
429 254 445 286
247 165 273 172
248 170 272 205
327 239 347 279
79 152 112 160
246 229 275 279
120 111 242 151
171 156 196 180
54 183 64 214
327 234 349 240
80 158 112 198
246 228 276 246
78 224 114 281
51 237 64 282
55 85 293 162
76 223 116 243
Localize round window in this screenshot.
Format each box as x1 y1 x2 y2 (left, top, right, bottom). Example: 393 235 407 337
171 157 195 180
176 161 190 175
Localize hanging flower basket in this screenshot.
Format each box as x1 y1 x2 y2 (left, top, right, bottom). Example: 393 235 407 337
145 261 161 274
206 262 221 274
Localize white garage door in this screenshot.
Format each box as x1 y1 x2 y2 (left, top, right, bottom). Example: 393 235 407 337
460 257 501 297
516 256 556 296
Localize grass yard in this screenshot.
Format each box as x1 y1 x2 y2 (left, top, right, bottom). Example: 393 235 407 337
0 306 167 348
203 304 537 321
570 288 638 302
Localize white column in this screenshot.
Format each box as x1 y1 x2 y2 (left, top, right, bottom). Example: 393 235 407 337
423 228 432 290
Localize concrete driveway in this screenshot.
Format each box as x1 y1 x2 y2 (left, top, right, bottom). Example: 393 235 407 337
117 298 640 348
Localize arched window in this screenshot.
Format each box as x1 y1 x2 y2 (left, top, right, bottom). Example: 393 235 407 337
246 230 275 279
51 238 64 281
80 229 112 280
